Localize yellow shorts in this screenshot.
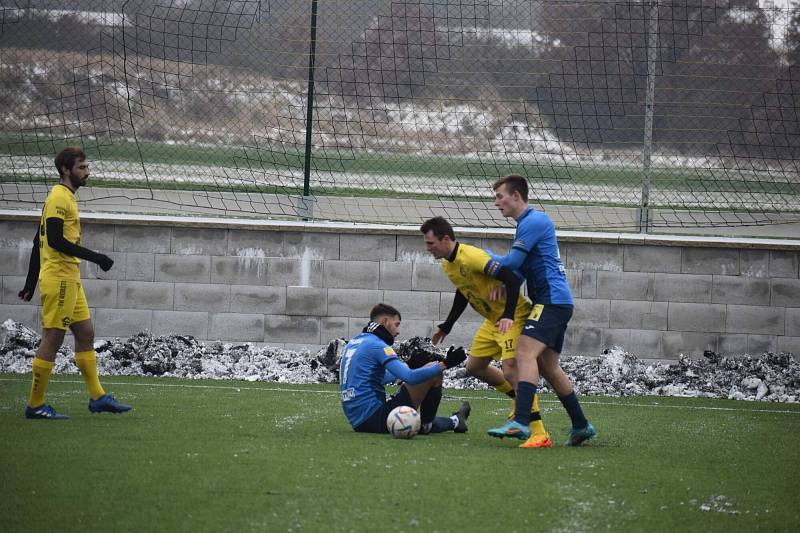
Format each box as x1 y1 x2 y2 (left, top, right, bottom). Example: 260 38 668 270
469 317 525 361
40 279 90 330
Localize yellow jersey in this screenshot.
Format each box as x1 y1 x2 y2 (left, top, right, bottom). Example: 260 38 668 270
39 184 81 281
440 243 532 321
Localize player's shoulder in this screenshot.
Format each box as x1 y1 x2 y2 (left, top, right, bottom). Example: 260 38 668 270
456 243 490 264
364 335 397 360
46 184 73 203
518 208 553 231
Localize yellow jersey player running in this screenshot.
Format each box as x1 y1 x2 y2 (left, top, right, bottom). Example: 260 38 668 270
421 216 552 448
18 146 132 419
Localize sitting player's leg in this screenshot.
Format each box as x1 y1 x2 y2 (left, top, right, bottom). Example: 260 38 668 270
354 383 419 434
403 370 470 434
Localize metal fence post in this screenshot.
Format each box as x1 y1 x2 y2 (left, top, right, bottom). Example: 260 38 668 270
301 0 320 220
640 0 659 234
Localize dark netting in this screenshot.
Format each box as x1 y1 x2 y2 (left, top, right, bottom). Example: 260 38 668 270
1 1 798 231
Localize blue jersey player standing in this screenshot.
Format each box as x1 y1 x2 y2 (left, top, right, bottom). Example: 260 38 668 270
339 303 471 435
486 175 596 447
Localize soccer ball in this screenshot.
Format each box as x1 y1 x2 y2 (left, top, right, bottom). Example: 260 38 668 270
386 405 421 439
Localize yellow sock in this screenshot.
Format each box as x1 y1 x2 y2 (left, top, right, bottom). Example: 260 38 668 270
75 350 105 400
495 381 514 397
530 394 549 436
29 357 54 407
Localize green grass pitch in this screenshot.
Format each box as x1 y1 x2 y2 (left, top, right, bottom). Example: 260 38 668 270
1 374 799 532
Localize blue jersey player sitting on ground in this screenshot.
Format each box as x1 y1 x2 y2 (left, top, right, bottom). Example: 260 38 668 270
339 303 471 435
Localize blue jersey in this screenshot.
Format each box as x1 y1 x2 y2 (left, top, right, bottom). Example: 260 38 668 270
339 331 442 429
339 332 397 428
499 207 573 305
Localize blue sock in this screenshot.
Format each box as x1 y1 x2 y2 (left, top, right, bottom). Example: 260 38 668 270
558 391 588 429
420 386 442 426
514 381 537 426
426 416 456 433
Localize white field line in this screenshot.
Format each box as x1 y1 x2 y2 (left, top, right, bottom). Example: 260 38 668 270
1 376 797 415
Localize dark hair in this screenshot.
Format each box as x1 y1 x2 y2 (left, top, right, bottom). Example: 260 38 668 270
370 303 401 321
420 216 455 241
54 146 87 177
492 174 528 201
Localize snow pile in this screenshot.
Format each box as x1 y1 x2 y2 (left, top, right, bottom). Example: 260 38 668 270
1 320 798 402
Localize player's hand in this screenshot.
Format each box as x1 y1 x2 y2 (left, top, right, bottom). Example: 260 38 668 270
431 327 447 345
18 286 35 301
489 285 506 301
96 253 114 272
444 346 467 369
496 318 513 334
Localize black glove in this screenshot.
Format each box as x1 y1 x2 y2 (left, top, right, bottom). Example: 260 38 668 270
444 346 467 369
95 253 114 272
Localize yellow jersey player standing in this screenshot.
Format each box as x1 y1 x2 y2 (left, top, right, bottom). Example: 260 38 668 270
18 146 132 419
421 216 552 448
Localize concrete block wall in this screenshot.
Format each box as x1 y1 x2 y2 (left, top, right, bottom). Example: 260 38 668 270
2 213 799 359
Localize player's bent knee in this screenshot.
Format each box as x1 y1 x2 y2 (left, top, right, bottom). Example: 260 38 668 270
465 356 490 376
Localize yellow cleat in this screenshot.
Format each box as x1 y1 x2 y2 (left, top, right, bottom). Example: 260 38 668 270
519 433 553 449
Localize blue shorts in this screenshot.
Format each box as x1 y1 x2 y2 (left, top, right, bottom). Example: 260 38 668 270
521 304 573 354
354 386 414 434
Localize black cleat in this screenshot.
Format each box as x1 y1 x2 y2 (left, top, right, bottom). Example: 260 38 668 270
453 401 471 433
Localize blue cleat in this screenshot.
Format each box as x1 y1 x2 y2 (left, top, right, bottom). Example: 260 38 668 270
487 420 531 441
565 423 596 447
89 394 132 414
25 403 69 420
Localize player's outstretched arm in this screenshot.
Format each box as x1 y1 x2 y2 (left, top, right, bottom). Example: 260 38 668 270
18 231 40 301
45 217 114 271
490 247 528 271
385 358 442 385
433 290 468 344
